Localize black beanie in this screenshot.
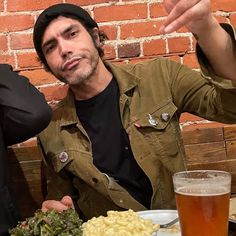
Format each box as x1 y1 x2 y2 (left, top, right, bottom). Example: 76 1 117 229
33 3 98 69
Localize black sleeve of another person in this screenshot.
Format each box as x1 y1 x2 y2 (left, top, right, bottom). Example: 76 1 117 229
0 64 52 145
0 64 52 235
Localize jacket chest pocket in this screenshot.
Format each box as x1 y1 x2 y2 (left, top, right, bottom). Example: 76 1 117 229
132 101 181 162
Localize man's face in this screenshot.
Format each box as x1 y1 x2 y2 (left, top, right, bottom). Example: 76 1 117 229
41 16 100 85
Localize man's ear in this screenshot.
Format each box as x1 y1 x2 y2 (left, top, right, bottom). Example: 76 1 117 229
91 27 100 46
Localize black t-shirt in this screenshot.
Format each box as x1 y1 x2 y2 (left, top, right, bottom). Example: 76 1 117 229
75 78 152 208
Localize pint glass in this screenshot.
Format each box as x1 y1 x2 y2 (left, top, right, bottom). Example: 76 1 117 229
173 170 231 236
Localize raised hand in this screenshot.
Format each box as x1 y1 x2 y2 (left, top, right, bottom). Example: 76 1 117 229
160 0 212 34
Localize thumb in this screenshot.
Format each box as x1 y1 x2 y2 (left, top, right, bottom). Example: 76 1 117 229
61 195 74 208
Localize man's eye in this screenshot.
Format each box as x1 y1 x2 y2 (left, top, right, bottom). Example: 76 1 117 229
70 31 78 37
45 45 55 54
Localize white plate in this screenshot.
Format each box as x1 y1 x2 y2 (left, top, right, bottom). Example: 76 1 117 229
137 210 181 236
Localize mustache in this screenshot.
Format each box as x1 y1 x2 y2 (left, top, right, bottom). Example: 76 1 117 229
61 55 85 71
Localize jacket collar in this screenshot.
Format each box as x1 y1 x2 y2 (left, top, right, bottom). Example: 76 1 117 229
59 61 140 127
105 61 139 94
59 91 78 127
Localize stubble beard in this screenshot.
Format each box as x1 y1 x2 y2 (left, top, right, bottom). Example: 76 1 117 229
56 50 99 85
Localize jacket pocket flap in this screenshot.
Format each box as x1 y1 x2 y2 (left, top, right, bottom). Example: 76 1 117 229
136 101 177 130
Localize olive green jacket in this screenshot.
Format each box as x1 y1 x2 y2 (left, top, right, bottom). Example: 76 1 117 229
39 24 236 220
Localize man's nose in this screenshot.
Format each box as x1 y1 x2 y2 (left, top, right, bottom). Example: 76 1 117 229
58 39 72 58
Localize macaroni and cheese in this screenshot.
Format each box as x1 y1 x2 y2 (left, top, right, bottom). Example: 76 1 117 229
82 209 160 236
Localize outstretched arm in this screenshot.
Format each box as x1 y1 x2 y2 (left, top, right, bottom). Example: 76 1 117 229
160 0 236 81
0 64 52 145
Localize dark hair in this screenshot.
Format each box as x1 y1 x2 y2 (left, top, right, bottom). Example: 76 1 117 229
86 26 108 58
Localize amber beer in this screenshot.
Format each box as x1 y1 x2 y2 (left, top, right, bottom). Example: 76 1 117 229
173 170 231 236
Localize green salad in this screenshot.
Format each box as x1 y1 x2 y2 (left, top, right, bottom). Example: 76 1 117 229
10 208 83 236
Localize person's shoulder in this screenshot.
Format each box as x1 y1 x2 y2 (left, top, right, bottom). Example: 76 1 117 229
117 57 177 70
125 57 181 76
50 99 66 119
51 100 65 112
38 100 65 139
107 58 182 81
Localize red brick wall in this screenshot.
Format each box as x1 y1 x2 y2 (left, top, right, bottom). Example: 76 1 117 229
0 0 236 132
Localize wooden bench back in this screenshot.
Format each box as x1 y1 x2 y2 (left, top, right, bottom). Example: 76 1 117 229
7 141 46 219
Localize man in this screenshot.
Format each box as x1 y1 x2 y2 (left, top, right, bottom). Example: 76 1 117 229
33 1 236 220
0 64 52 235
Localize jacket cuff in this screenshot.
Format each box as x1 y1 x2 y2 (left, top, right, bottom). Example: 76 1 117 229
196 23 236 89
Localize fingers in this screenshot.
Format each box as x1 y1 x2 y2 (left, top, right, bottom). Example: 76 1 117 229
160 0 210 34
41 199 69 212
161 0 199 32
164 0 180 13
41 196 74 212
61 195 74 208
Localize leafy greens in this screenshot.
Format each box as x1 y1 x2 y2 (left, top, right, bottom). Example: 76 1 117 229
10 208 83 236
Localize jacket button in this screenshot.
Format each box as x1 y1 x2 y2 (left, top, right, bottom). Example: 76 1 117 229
161 112 170 122
92 177 98 184
58 151 68 163
83 143 89 152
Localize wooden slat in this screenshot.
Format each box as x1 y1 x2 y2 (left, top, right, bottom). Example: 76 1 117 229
187 159 236 193
226 140 236 159
184 141 227 163
182 127 224 145
7 145 42 163
7 146 46 219
10 161 42 180
187 160 231 171
224 125 236 141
